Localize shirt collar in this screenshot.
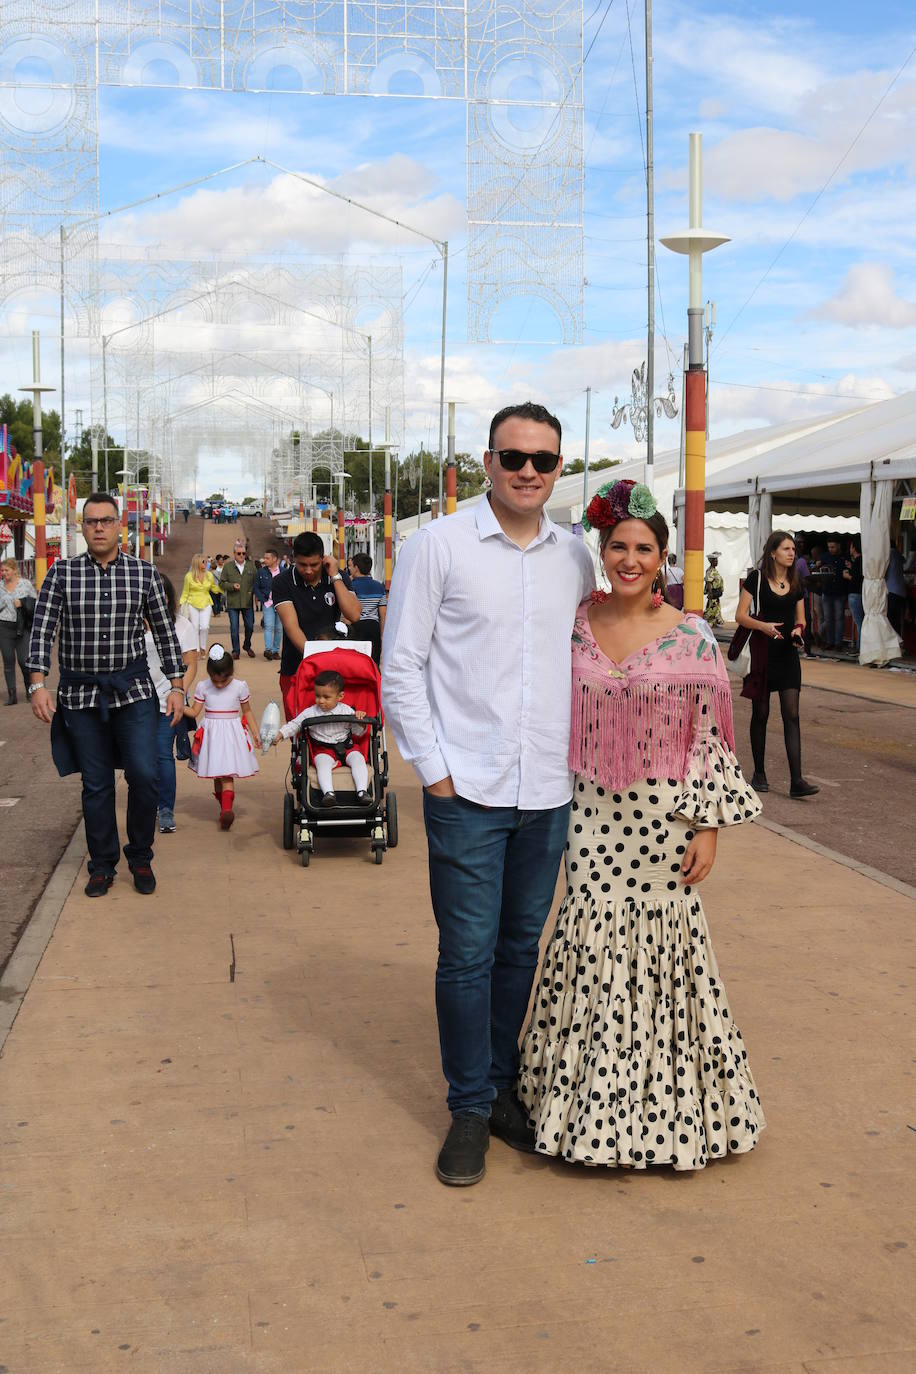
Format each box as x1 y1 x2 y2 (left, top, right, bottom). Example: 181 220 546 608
86 547 123 571
474 494 558 548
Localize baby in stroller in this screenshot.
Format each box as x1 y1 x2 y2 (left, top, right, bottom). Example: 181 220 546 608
273 668 371 807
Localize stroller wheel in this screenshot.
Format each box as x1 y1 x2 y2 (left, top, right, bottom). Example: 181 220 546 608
385 792 398 849
300 845 311 867
373 846 383 865
282 793 295 851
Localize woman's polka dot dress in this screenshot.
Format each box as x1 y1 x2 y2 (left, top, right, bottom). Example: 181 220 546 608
518 755 766 1171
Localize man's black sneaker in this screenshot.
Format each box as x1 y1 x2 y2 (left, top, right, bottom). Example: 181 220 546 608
131 865 157 895
790 779 820 798
85 872 114 898
435 1114 489 1186
489 1090 537 1154
750 773 769 793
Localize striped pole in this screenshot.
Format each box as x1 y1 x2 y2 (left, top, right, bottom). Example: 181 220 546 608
121 486 128 550
337 473 345 564
137 488 145 561
445 401 457 516
660 133 729 616
32 459 47 589
683 371 706 612
384 406 392 589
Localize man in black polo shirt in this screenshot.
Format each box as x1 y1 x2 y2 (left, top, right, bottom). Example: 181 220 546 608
273 532 362 719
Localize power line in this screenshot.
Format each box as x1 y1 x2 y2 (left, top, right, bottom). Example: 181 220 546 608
714 38 916 354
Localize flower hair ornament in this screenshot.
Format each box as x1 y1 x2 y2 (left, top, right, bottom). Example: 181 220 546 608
208 644 228 663
582 478 657 534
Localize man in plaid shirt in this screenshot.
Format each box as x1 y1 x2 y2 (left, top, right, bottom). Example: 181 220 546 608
27 492 185 897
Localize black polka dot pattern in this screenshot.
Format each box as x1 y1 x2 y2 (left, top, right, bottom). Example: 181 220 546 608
517 771 766 1171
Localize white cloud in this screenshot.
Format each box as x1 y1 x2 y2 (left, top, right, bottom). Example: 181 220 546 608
811 262 916 328
105 160 463 259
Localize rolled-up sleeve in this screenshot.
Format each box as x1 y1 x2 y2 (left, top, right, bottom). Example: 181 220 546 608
381 532 450 787
26 563 63 675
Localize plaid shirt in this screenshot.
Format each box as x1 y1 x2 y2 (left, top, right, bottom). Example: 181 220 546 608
27 550 184 711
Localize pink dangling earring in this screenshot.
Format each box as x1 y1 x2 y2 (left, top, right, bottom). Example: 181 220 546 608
651 568 664 609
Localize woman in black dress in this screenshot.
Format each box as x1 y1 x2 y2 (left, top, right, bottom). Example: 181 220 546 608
736 531 819 799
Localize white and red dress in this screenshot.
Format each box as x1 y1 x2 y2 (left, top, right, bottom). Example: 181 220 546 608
193 678 259 779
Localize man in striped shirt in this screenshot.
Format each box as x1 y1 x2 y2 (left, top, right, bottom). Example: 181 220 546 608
27 492 185 897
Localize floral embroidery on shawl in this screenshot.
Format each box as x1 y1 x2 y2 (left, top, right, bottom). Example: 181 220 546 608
569 606 736 791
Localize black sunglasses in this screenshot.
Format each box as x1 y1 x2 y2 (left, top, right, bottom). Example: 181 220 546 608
492 448 561 474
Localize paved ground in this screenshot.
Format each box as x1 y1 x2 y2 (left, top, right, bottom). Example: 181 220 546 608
0 628 913 1372
730 662 916 888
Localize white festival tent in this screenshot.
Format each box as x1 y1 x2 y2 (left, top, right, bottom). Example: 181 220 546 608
691 390 916 663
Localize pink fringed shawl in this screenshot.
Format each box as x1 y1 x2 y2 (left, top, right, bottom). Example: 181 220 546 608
569 606 736 791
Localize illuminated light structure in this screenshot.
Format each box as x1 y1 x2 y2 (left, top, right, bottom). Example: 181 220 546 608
0 2 584 350
660 134 729 615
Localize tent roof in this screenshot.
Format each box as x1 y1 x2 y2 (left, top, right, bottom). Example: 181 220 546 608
698 391 916 512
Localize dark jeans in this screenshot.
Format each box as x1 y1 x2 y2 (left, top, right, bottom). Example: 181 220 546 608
228 605 254 654
155 711 179 812
0 621 28 698
423 791 570 1116
62 695 159 875
822 593 847 648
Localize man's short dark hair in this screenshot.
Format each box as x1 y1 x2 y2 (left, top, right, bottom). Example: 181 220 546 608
352 552 373 576
292 532 325 559
488 402 562 453
83 491 119 515
314 669 345 692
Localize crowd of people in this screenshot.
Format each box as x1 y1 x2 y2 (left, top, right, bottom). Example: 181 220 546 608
35 401 916 1191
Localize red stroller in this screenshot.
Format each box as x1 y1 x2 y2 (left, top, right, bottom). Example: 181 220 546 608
281 644 397 866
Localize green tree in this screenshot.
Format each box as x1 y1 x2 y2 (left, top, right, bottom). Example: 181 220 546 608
0 394 61 473
561 457 621 476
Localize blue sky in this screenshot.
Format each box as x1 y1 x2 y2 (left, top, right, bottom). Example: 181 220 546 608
10 1 916 495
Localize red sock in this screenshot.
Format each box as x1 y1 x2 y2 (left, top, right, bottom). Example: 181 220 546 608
213 779 223 803
221 789 235 813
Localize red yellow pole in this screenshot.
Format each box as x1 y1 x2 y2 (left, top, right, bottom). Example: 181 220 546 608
445 401 457 516
121 486 128 550
683 370 706 613
32 459 47 589
137 488 145 561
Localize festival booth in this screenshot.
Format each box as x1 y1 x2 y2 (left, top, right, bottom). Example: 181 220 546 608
681 391 916 665
0 425 56 586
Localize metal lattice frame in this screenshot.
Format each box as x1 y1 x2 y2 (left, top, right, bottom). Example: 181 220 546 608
94 256 403 501
0 1 584 342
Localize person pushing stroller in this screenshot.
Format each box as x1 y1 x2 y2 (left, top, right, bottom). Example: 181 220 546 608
273 668 372 808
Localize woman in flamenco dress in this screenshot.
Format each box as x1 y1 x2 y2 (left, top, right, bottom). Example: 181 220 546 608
518 480 766 1171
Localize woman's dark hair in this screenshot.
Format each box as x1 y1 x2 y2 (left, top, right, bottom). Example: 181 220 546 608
206 645 234 680
488 401 561 452
314 669 345 692
352 552 373 575
598 510 670 558
158 572 177 622
759 530 800 595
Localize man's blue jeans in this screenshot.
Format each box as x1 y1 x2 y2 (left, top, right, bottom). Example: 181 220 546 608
62 695 159 875
848 592 864 647
155 711 179 812
822 593 847 648
422 791 570 1116
262 604 283 655
228 605 254 654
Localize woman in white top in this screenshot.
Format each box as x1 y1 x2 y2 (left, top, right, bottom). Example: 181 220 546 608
0 557 37 705
146 573 198 833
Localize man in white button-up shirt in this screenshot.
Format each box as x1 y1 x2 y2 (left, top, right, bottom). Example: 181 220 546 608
383 402 594 1186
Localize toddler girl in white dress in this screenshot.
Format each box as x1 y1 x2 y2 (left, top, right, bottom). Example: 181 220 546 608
187 644 260 830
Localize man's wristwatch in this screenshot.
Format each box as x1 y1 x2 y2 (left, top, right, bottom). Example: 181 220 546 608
332 573 343 583
27 682 45 697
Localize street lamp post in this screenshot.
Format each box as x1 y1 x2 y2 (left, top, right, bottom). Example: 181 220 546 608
660 133 729 613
